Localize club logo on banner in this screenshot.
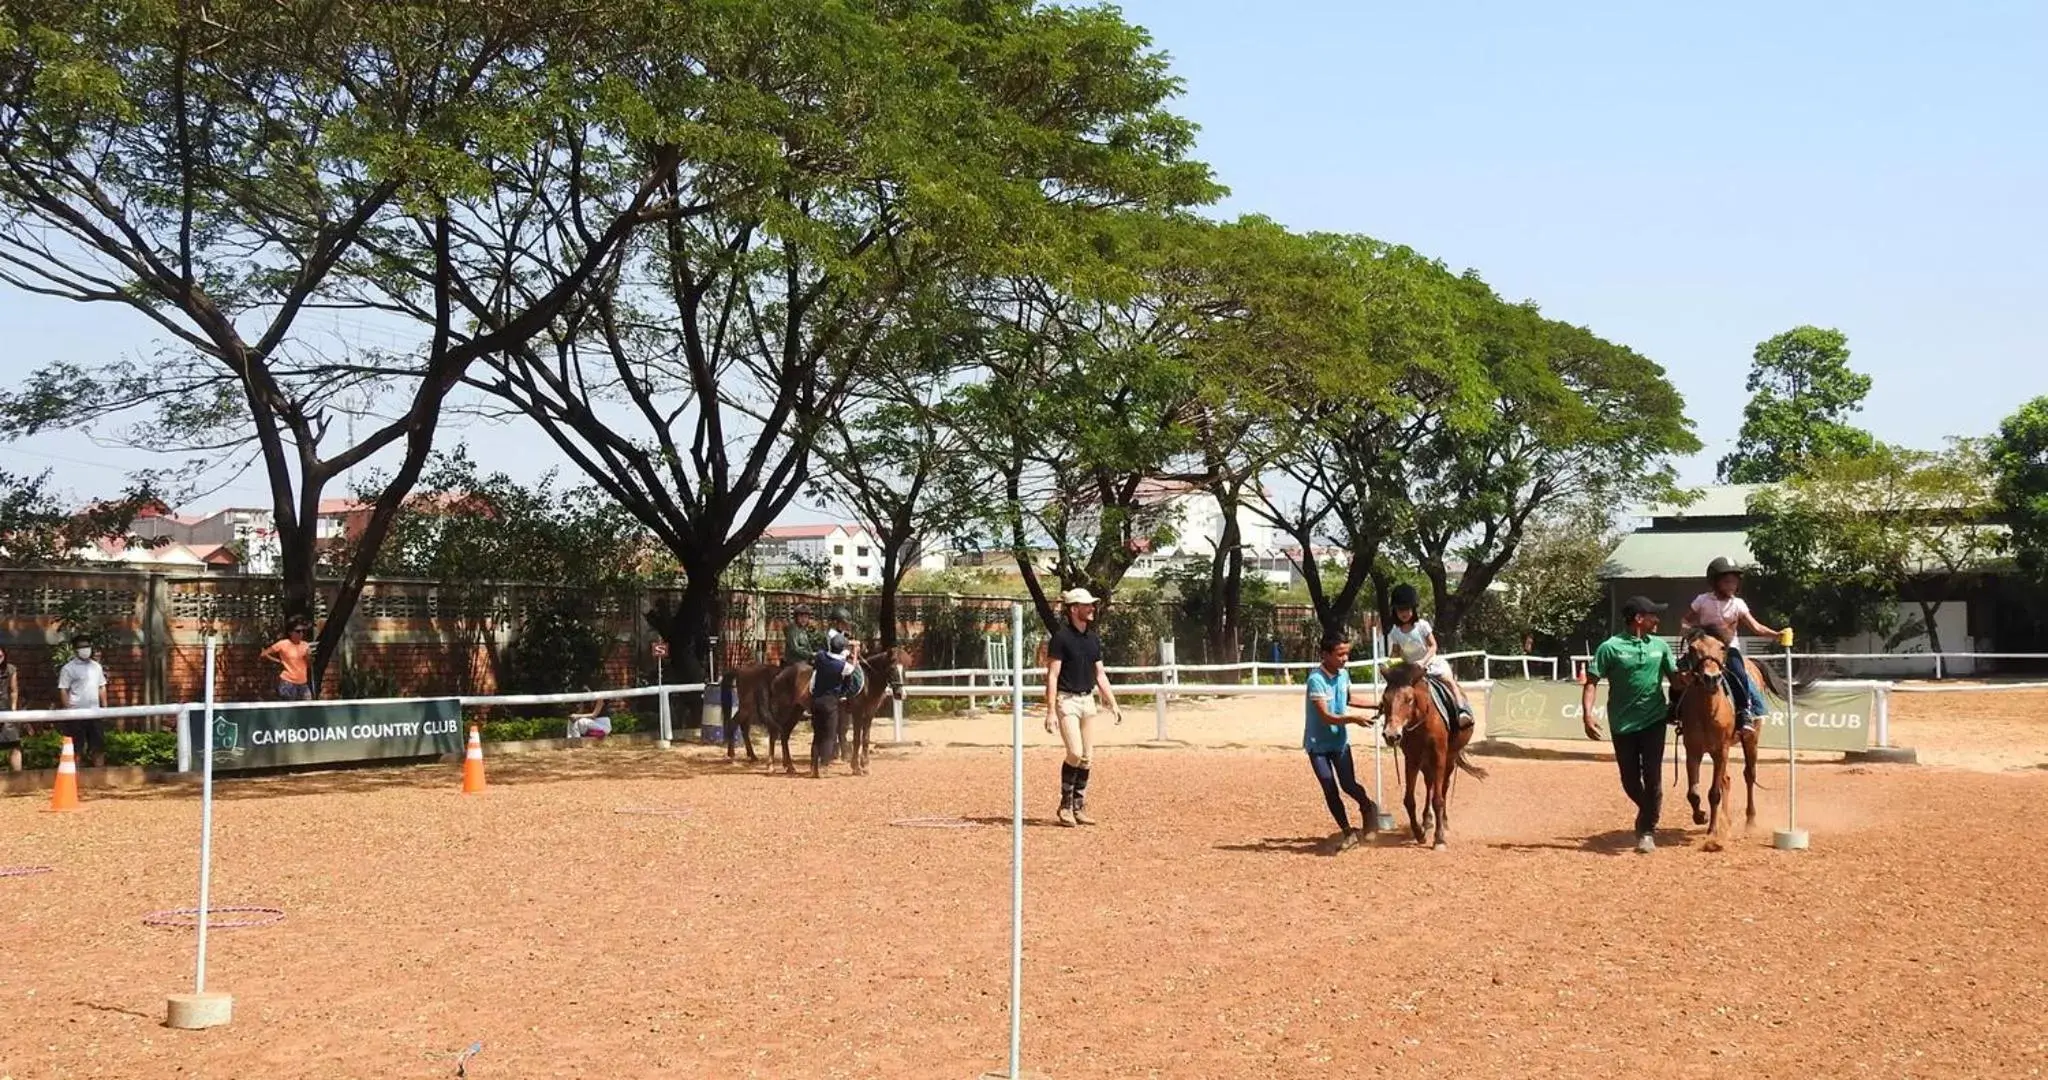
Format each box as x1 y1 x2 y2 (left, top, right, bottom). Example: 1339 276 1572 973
1483 679 1875 752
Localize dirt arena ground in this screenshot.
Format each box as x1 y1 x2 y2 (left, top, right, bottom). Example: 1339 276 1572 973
4 689 2046 1079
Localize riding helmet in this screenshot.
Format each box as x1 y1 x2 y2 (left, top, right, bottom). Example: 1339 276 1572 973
833 606 853 622
1705 557 1743 581
1390 583 1420 609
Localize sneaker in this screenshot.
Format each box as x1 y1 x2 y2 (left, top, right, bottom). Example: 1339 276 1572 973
1359 806 1380 836
1634 833 1656 855
1072 798 1097 826
1337 829 1361 852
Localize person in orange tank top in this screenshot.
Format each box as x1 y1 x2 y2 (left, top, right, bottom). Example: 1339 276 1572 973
261 619 315 701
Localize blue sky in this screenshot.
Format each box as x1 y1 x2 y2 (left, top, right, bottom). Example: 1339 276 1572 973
5 0 2044 511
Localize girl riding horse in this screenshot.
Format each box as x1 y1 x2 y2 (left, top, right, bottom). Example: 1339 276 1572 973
1384 583 1473 727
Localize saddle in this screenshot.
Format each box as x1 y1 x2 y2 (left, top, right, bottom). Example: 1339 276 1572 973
1424 675 1465 726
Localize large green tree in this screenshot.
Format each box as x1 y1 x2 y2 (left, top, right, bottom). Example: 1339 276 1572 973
959 215 1343 632
461 0 1215 683
1991 396 2048 586
1250 237 1475 642
1393 283 1698 648
808 308 979 649
1746 441 2001 654
1717 326 1876 483
0 1 683 688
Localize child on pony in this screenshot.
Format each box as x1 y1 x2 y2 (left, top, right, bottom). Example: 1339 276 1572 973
1680 557 1783 734
1383 583 1474 728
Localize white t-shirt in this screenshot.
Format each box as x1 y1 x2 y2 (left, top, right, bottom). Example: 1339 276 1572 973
1385 621 1433 665
59 658 107 710
1690 593 1751 632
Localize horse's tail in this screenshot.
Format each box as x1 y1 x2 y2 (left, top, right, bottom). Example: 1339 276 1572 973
1455 750 1490 781
1749 653 1825 698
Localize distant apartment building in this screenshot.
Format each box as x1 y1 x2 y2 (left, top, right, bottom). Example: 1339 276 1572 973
754 523 891 586
112 500 365 574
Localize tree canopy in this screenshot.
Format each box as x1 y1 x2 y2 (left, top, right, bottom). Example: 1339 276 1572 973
1717 326 1875 483
1745 441 2000 652
1991 396 2048 587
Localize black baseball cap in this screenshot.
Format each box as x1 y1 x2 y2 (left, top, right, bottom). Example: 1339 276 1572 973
1621 596 1669 620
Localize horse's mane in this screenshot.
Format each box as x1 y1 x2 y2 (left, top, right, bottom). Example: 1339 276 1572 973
1379 661 1426 692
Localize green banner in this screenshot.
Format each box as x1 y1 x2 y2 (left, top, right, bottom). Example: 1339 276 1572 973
1483 678 1874 752
187 699 464 770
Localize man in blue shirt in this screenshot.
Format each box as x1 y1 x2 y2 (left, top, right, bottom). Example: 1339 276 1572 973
808 645 859 778
1304 635 1379 852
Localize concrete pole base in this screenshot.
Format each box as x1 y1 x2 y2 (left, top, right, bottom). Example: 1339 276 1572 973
1771 828 1810 851
656 739 673 750
165 992 232 1029
1846 746 1918 765
1373 810 1398 833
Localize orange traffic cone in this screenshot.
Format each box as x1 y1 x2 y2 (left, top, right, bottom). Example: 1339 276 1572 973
46 736 82 812
460 725 486 794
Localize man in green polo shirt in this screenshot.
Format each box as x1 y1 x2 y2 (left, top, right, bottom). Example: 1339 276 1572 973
1582 596 1680 854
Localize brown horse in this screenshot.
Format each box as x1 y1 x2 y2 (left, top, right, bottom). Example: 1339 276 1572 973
1674 630 1770 851
720 661 811 772
1378 663 1489 850
834 647 909 776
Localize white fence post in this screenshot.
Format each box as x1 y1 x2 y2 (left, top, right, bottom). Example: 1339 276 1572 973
891 692 905 744
1005 602 1026 1078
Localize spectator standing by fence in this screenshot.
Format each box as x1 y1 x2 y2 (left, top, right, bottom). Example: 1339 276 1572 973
0 645 20 772
261 619 315 701
57 633 109 768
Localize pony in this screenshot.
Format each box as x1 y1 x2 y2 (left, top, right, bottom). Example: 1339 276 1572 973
1377 661 1489 850
834 647 910 776
1673 629 1794 850
719 660 811 773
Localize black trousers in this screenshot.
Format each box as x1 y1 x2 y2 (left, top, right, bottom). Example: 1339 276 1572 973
1307 749 1373 831
1611 724 1666 836
65 716 106 764
809 696 841 773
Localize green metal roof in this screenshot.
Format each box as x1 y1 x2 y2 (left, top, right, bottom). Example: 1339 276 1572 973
1603 529 1753 581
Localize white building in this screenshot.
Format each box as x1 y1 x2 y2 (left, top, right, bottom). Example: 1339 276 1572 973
755 523 888 587
1122 480 1293 585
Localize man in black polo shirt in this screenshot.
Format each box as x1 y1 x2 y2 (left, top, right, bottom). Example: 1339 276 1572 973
1045 587 1124 826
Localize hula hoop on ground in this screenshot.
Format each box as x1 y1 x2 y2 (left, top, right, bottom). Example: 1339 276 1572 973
0 865 54 878
613 807 690 817
889 816 987 829
143 906 285 930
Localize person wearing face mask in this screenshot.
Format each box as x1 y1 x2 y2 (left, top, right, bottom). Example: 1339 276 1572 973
0 645 21 772
58 633 110 768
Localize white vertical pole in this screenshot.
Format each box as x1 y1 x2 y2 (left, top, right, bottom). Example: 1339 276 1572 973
1007 602 1025 1079
1773 633 1808 850
1371 621 1384 812
1875 687 1890 748
195 635 218 994
1785 651 1797 826
656 653 672 746
891 692 904 744
1482 654 1491 682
